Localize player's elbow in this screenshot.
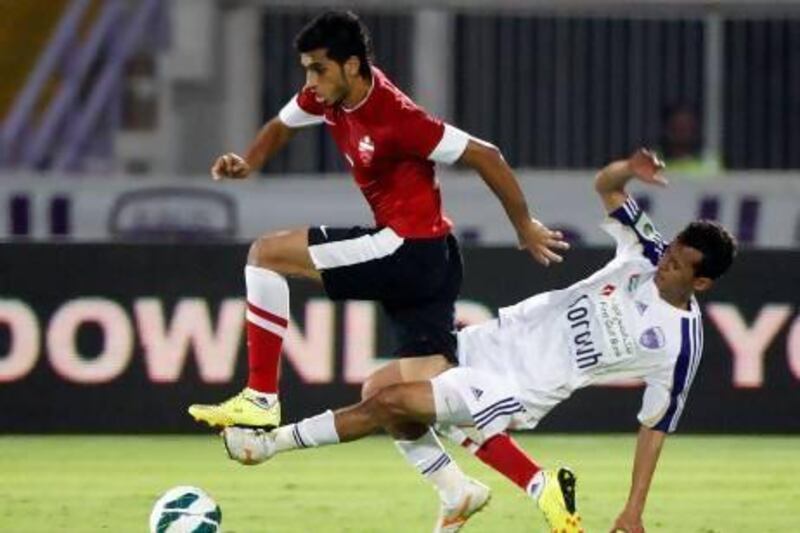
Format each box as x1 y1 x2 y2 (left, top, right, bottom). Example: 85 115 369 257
594 170 609 194
461 138 504 169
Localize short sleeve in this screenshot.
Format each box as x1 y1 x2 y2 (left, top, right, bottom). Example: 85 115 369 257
278 89 325 128
638 317 703 433
428 124 470 164
600 196 667 265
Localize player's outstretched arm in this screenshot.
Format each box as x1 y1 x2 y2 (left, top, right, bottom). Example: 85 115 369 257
211 117 297 180
595 148 667 213
459 140 569 266
610 425 667 533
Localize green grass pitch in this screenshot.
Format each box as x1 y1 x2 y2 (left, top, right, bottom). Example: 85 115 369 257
0 434 797 532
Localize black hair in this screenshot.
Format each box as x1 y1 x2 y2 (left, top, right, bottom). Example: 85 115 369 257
676 220 737 279
295 11 373 78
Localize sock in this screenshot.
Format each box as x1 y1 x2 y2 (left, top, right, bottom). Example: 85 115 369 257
436 424 481 453
273 410 339 452
527 470 545 499
244 266 289 394
474 433 541 491
395 428 468 505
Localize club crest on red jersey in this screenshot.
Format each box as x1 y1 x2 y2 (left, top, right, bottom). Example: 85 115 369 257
358 135 375 165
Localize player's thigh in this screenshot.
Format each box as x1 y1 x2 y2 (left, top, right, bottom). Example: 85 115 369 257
247 227 321 281
361 355 453 399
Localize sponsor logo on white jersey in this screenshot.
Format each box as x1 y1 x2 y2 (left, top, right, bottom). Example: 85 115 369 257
598 295 636 361
627 274 641 293
567 294 601 370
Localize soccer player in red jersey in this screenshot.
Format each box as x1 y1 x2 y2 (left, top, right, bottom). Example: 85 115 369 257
188 11 567 525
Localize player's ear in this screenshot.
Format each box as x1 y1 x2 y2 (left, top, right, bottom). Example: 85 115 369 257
344 56 360 77
692 276 713 292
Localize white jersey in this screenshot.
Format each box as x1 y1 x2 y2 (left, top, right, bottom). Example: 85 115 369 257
457 197 703 433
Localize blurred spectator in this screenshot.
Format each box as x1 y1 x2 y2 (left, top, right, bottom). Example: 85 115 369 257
659 104 721 179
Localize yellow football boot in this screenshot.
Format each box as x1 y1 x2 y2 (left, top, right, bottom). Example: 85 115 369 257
536 467 583 533
188 389 280 429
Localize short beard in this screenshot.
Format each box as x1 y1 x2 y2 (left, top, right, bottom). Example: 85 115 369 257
332 64 351 107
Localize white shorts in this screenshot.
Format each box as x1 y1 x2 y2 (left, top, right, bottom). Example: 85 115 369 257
430 367 526 440
450 318 577 433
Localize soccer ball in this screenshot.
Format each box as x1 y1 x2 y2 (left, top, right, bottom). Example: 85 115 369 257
149 486 222 533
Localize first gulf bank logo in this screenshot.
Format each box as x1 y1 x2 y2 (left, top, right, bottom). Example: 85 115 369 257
358 135 375 165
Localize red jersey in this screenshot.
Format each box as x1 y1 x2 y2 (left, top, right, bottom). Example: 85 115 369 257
278 67 469 238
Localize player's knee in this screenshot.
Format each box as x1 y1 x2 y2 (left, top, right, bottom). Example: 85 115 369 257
247 234 281 269
370 385 412 423
360 377 383 401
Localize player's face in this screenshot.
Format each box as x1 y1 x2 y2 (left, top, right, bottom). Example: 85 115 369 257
300 50 350 106
655 242 707 293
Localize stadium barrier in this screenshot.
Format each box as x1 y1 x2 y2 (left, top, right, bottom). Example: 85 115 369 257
1 244 798 433
2 173 800 248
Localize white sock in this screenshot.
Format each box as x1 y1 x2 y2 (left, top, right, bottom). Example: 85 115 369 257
245 265 289 318
436 424 482 454
273 410 339 452
395 428 468 505
527 471 545 499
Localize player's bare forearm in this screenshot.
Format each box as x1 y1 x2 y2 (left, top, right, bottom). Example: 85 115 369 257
459 140 531 229
613 425 666 531
243 117 297 171
459 139 568 265
594 159 634 213
596 149 667 214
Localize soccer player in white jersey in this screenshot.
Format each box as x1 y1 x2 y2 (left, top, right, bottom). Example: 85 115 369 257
221 149 737 533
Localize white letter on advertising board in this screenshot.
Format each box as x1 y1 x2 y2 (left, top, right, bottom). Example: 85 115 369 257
706 303 792 388
785 314 800 381
343 301 384 384
136 298 245 383
48 298 133 384
0 300 40 382
283 299 334 383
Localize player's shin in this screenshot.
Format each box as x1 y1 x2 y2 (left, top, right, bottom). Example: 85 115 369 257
244 265 289 400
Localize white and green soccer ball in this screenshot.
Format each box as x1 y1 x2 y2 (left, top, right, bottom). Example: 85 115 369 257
149 486 222 533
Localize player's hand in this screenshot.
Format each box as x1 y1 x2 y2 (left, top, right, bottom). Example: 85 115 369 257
516 218 570 267
610 508 645 533
211 152 251 180
628 148 667 187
